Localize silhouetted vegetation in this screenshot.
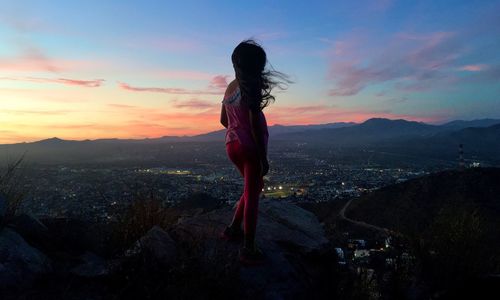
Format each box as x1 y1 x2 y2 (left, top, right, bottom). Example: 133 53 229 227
0 156 26 227
342 167 500 298
109 191 180 254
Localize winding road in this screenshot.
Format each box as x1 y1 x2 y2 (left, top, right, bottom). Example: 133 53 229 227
339 198 391 234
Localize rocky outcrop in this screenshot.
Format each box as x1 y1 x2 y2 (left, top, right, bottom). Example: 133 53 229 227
0 199 332 299
171 199 329 299
70 251 109 277
9 213 53 253
0 228 52 290
126 225 177 269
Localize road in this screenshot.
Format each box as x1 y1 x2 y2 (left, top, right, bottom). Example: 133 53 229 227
339 198 391 234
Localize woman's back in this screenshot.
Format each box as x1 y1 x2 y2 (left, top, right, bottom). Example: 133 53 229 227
222 82 269 151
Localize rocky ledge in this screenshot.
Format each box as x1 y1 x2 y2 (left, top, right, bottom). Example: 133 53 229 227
0 198 336 299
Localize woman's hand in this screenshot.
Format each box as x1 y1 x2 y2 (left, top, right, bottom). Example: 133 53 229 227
260 159 269 177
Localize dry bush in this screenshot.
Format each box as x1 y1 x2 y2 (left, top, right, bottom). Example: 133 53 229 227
408 204 497 297
0 156 26 227
109 194 240 299
109 191 180 253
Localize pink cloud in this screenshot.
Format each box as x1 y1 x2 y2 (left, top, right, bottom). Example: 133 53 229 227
327 31 464 96
0 76 104 87
39 78 104 87
118 82 221 95
107 104 138 109
458 64 487 72
208 75 230 90
0 46 61 72
0 42 102 73
108 99 217 111
172 98 217 110
118 75 230 95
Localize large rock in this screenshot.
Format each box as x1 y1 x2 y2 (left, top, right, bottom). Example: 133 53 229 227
9 213 53 253
0 228 52 290
70 251 109 278
171 199 329 299
126 226 177 269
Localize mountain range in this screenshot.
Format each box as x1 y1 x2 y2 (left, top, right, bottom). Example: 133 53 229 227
0 118 499 166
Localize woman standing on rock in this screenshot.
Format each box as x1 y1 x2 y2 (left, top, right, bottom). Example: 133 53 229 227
219 39 289 265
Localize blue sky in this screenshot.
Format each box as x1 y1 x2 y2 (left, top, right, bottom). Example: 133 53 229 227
0 0 499 142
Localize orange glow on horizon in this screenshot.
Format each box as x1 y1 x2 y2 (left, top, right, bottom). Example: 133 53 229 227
0 104 446 144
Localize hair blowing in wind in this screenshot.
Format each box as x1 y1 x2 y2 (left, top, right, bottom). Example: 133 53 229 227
231 39 292 111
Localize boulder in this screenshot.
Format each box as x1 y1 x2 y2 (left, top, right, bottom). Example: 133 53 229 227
127 226 177 269
171 199 330 299
9 213 53 253
0 228 52 290
70 251 109 277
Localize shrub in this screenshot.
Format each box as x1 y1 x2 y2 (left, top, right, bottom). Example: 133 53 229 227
410 204 498 297
0 156 25 227
109 191 180 253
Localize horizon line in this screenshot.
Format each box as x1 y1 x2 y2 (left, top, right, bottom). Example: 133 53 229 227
1 116 499 146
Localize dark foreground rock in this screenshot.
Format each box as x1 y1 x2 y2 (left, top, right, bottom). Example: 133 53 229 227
125 225 177 269
70 251 109 278
1 199 336 299
171 199 330 299
0 228 52 290
9 213 53 252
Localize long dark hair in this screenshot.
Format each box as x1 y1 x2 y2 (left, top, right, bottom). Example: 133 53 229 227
231 39 290 111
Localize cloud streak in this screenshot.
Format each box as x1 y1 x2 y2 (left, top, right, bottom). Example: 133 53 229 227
118 82 221 95
458 64 487 72
326 5 500 98
327 31 465 96
119 75 229 95
208 75 229 90
172 99 217 110
0 76 104 87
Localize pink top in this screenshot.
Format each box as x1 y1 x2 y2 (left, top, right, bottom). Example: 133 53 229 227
222 86 269 153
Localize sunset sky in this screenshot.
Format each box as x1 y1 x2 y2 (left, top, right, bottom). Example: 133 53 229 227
1 0 499 143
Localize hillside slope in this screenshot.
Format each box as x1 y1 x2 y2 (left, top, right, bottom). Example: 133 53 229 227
346 167 500 234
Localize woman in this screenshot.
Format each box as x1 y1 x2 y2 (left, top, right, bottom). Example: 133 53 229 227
219 39 289 265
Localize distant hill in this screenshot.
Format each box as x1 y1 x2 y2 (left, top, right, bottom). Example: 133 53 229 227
180 122 356 142
346 167 500 236
275 118 438 144
275 118 500 164
440 119 500 130
0 122 355 165
276 117 500 144
1 118 499 166
378 123 500 163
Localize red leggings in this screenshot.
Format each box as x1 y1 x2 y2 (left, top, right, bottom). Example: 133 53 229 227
226 140 264 241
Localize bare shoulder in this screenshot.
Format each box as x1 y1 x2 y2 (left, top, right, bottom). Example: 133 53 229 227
224 79 239 98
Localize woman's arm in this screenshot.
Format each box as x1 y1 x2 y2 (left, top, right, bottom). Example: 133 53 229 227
221 80 237 128
220 104 228 128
